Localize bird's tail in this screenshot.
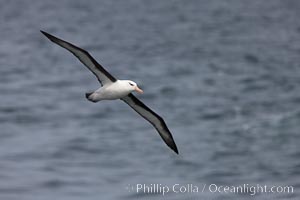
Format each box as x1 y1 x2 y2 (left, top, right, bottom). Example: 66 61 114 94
85 92 98 103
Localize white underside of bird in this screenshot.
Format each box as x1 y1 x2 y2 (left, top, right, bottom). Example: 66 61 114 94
86 80 143 102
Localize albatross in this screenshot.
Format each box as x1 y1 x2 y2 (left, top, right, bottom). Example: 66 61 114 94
41 31 179 154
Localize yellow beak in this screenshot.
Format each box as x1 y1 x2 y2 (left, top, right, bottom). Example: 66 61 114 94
135 86 144 94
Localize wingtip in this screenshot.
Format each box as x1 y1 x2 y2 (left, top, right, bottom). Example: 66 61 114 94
167 140 179 154
175 149 179 154
40 30 47 36
172 144 179 155
40 30 55 41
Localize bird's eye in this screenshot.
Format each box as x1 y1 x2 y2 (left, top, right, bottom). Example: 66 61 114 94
129 83 134 86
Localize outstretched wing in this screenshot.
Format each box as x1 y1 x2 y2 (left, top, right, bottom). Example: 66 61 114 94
41 31 116 85
122 94 178 154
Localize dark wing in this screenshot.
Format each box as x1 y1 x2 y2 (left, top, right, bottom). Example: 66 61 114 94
122 94 179 154
41 31 116 85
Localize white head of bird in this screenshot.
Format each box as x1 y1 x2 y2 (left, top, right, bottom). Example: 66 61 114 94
121 80 144 94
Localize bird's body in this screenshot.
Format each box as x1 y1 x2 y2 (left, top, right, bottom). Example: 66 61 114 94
41 31 179 154
87 80 142 102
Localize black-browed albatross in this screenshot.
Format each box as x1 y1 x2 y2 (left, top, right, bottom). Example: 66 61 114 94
41 31 179 154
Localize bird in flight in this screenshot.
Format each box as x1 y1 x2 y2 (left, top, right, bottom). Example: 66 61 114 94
41 31 178 154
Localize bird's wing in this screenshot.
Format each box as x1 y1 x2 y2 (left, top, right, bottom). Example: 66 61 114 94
122 93 178 154
41 31 116 86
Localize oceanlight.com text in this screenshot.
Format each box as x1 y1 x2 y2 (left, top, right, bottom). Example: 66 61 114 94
126 183 294 196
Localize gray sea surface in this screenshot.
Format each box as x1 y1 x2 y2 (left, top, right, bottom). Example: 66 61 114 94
1 0 300 199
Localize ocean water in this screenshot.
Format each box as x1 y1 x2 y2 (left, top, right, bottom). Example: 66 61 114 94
1 0 300 199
